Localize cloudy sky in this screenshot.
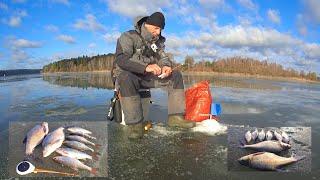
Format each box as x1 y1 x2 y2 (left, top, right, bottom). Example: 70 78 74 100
0 0 319 74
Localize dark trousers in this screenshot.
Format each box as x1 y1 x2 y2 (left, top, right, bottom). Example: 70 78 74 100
116 70 185 125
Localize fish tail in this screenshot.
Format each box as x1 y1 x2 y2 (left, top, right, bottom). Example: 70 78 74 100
293 155 306 162
238 139 246 148
90 168 99 175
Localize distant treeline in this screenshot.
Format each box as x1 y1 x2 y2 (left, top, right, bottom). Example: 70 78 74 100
42 53 318 81
42 53 114 73
182 56 318 81
0 69 41 76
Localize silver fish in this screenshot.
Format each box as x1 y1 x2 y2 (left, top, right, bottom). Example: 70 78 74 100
274 130 282 142
53 156 98 174
55 147 98 161
266 130 273 141
240 140 291 153
281 131 290 143
245 131 252 144
23 122 49 156
66 127 92 135
251 129 258 141
42 127 65 157
69 132 97 140
258 129 265 141
64 140 96 152
238 152 305 171
66 135 99 147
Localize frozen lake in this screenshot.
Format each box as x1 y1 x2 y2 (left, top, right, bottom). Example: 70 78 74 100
0 72 319 179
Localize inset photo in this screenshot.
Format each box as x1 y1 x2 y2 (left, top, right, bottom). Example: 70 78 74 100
8 121 108 177
227 126 311 172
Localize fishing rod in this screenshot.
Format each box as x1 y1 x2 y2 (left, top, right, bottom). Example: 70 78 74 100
16 161 77 176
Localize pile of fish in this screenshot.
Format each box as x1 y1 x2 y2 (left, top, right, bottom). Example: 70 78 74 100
23 122 100 175
244 129 290 144
238 128 305 171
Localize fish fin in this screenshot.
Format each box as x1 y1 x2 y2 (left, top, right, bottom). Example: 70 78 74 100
92 152 99 161
94 151 101 156
23 136 27 144
90 168 99 175
95 144 102 148
275 168 289 172
251 152 265 156
94 144 101 150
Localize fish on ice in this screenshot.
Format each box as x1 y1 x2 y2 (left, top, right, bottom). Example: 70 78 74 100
238 152 305 171
42 127 65 157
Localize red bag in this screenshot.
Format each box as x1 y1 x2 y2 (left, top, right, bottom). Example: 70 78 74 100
185 81 212 122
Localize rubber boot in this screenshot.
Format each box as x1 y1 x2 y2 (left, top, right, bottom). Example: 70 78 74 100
127 122 144 139
168 114 195 128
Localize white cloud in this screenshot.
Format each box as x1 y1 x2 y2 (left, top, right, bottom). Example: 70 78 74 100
88 43 96 48
105 0 171 17
3 37 42 65
73 14 106 33
57 34 76 44
199 0 225 8
296 14 308 36
8 16 22 27
236 0 258 11
163 23 320 73
303 43 320 59
4 10 28 27
50 0 70 5
267 9 281 24
237 16 252 26
103 31 121 43
303 0 320 24
198 0 232 12
11 49 29 61
0 2 8 10
10 38 42 48
44 24 59 32
212 25 299 48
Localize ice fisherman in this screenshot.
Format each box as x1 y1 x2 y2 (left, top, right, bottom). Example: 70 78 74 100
112 12 195 139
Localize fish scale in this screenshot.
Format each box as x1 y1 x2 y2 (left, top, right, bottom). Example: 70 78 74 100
55 147 95 160
53 156 98 174
24 122 49 156
238 152 305 171
66 135 95 146
64 140 95 152
240 140 291 153
42 127 65 157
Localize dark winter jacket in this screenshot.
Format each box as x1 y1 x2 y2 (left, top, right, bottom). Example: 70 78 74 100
112 16 172 79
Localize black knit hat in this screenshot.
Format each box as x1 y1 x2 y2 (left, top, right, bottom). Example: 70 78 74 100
145 12 165 29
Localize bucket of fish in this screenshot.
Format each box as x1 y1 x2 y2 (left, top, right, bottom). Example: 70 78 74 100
21 122 101 176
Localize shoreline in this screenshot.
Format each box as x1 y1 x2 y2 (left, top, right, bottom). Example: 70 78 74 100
41 70 319 84
182 71 319 84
